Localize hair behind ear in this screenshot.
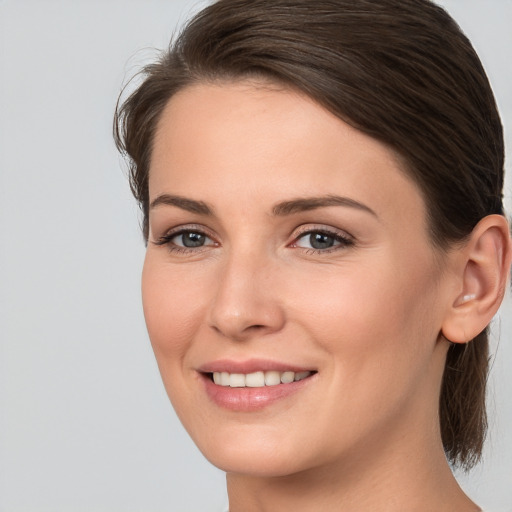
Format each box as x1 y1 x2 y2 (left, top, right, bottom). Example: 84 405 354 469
440 331 488 470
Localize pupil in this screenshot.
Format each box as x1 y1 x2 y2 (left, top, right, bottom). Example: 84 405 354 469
310 232 334 249
182 232 205 247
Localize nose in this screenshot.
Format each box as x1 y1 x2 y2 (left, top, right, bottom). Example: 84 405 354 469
207 251 286 342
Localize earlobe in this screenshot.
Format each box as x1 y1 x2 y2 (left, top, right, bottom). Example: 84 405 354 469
441 214 512 344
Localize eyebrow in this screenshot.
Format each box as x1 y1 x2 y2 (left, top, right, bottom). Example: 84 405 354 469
272 195 377 217
150 194 213 215
149 193 377 218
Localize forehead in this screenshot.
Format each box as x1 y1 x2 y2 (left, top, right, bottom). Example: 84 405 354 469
150 81 426 227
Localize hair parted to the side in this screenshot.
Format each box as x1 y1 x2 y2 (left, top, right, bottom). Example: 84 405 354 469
114 0 505 470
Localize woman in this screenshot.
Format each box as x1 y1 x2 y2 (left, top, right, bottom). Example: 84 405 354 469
114 0 512 510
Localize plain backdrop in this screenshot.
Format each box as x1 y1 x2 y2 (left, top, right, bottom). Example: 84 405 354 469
1 1 511 511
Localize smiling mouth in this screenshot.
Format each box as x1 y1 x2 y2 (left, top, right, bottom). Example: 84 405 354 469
208 370 315 388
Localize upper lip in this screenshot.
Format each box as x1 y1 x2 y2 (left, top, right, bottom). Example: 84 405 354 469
198 358 316 374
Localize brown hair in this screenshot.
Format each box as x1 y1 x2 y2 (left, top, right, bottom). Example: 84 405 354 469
114 0 505 469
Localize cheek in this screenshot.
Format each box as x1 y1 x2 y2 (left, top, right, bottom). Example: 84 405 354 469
284 252 440 374
141 255 209 361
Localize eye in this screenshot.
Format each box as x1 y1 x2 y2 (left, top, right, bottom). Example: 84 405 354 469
297 232 337 250
172 231 210 248
291 228 354 253
153 227 217 253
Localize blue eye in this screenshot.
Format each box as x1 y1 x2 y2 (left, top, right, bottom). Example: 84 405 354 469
294 229 353 252
305 232 336 250
172 231 209 248
154 228 216 252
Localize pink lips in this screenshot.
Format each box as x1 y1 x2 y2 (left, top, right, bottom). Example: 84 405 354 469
198 358 313 374
198 359 316 412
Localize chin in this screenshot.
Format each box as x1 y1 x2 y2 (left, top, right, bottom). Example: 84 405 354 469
188 423 315 477
205 447 308 478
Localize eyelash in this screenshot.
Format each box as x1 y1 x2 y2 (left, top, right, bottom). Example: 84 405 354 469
152 225 355 255
290 226 355 254
153 225 217 255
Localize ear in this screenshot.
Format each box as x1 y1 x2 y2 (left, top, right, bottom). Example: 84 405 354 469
441 214 512 344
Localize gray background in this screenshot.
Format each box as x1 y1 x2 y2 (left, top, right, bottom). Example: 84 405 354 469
0 1 510 511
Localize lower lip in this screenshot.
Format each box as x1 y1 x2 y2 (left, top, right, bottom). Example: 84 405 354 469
200 373 315 412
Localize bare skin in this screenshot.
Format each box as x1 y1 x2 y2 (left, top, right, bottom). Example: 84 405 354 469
143 81 509 511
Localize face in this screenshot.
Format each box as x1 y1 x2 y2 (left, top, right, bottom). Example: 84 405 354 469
143 81 452 477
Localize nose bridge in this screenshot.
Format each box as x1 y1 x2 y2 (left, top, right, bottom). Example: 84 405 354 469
208 243 285 340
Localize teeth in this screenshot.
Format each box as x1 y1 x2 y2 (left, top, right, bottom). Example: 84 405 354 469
265 370 281 386
211 370 313 388
245 371 265 387
280 371 295 384
229 373 246 387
